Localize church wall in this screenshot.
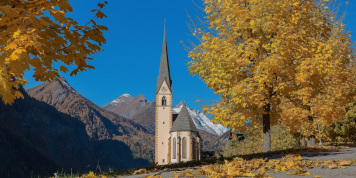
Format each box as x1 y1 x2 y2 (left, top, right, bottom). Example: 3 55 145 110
155 80 172 165
170 132 178 164
156 81 172 107
170 131 195 163
180 131 192 163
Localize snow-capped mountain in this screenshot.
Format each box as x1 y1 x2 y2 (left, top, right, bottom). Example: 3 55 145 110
102 93 134 111
173 101 228 136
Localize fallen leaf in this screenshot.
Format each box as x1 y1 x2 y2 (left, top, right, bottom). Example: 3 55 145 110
338 160 352 166
133 168 147 175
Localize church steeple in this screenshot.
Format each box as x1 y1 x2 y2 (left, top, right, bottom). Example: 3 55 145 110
157 23 172 93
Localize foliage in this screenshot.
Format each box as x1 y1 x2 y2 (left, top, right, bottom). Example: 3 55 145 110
325 101 356 142
85 171 96 178
0 0 108 104
171 169 197 178
132 168 147 175
198 154 356 177
188 0 354 150
93 144 349 177
221 124 298 157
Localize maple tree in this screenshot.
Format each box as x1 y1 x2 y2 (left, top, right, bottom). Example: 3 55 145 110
0 0 108 104
188 0 353 151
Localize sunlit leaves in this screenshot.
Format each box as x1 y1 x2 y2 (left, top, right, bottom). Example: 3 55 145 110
0 0 108 104
188 0 354 143
199 154 355 177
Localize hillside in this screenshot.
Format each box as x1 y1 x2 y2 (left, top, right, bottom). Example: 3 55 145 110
27 78 154 163
204 130 231 151
0 88 142 177
103 94 155 134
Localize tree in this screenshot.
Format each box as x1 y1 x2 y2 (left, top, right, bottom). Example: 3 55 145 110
325 101 356 142
188 0 353 152
324 65 356 142
0 0 108 104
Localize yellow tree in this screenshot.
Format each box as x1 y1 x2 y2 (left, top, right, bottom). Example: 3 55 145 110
0 0 108 104
279 1 354 146
188 0 353 151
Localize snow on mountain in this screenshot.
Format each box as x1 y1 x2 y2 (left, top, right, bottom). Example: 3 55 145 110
102 93 134 111
111 94 132 103
173 101 228 136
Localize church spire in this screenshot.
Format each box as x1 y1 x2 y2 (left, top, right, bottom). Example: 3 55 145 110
157 22 172 93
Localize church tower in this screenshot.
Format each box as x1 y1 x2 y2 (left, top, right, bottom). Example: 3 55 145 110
155 24 173 165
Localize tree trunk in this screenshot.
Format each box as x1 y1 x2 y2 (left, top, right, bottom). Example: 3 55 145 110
300 135 306 147
263 104 271 152
307 116 316 147
307 135 316 147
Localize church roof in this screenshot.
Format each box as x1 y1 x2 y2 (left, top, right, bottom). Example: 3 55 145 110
156 23 172 93
171 102 198 132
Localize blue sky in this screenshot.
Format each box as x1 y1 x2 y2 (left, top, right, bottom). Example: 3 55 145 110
23 0 356 110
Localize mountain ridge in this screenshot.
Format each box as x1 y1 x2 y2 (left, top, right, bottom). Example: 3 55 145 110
27 78 155 164
103 93 229 147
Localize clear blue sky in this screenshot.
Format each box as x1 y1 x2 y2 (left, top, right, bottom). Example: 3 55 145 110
23 0 356 110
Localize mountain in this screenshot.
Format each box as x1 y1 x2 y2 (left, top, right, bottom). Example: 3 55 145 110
204 130 231 151
103 94 155 134
103 95 228 148
107 94 151 119
27 78 154 165
102 94 134 111
0 88 142 177
173 101 229 136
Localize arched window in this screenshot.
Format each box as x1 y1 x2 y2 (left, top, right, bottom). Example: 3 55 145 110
192 138 196 160
182 137 187 159
173 138 176 159
162 96 167 106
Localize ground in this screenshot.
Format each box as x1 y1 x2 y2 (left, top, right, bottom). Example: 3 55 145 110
122 146 356 178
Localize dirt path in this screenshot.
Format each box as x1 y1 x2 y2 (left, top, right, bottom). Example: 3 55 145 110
123 146 356 178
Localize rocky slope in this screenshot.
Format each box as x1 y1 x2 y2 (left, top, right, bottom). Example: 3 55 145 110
103 94 151 119
102 94 134 113
27 78 154 164
103 94 155 134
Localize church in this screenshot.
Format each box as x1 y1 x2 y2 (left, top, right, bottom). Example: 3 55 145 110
155 25 202 165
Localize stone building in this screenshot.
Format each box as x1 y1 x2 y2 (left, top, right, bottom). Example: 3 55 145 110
155 25 202 165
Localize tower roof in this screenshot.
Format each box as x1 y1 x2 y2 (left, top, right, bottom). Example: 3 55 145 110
156 23 172 93
171 102 198 132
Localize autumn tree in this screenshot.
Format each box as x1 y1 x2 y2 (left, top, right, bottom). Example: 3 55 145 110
0 0 108 104
188 0 353 152
278 2 355 146
323 64 356 142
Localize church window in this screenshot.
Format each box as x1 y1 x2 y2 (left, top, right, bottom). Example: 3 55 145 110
162 96 167 106
182 137 187 159
192 138 196 160
173 138 176 159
